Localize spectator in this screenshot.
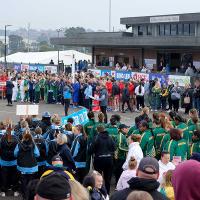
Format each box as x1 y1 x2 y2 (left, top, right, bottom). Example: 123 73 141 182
121 83 132 113
172 160 200 200
127 191 153 200
117 156 137 190
6 78 14 106
171 82 181 112
110 157 168 200
135 82 145 112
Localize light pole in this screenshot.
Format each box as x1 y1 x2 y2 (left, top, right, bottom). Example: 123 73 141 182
56 28 64 72
109 0 112 32
4 25 12 68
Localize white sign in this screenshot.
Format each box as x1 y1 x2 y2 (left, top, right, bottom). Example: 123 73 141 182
193 61 200 70
144 59 157 70
168 75 190 87
150 15 179 23
16 105 39 116
45 66 57 74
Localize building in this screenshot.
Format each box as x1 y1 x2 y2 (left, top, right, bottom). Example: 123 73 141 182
51 12 200 71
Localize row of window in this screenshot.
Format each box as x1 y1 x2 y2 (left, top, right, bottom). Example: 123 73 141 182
159 23 195 36
136 23 195 36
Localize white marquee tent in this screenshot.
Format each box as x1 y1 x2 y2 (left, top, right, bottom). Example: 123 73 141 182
0 50 92 65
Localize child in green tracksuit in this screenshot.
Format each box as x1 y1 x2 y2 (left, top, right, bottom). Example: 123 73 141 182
34 79 41 104
139 121 155 157
164 128 189 161
190 130 200 155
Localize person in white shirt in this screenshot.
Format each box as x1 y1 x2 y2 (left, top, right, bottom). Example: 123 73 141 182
158 151 175 184
123 134 143 170
134 82 145 111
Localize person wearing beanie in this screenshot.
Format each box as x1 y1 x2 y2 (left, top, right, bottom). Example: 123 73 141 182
35 173 71 200
172 160 200 200
110 157 167 200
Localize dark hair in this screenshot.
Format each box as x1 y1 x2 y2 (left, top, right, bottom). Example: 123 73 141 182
65 123 72 131
26 179 40 200
194 129 200 139
174 115 185 123
139 120 149 129
169 111 177 121
98 112 104 123
161 151 170 157
112 114 121 122
110 117 117 126
169 128 182 141
76 124 87 140
67 118 74 124
153 113 160 125
87 111 95 120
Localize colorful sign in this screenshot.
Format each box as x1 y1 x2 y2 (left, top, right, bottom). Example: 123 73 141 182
29 65 45 72
115 71 132 80
21 64 29 71
61 108 89 126
14 64 21 72
168 75 190 87
131 72 149 82
149 73 168 85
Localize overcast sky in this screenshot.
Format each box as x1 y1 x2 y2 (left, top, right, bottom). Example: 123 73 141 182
1 0 200 31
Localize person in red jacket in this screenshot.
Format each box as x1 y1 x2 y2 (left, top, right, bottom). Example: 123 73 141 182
128 81 135 111
106 79 113 108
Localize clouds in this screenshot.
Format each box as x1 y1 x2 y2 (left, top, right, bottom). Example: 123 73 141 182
1 0 200 30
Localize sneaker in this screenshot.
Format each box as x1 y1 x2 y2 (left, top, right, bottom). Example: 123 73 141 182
14 191 20 197
0 192 5 197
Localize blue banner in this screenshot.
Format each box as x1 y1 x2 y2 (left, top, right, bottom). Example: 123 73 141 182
101 70 112 76
61 108 89 126
29 65 44 72
115 71 132 80
149 73 169 85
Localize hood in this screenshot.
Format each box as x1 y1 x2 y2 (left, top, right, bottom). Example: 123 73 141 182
20 140 34 151
128 177 159 192
99 131 109 139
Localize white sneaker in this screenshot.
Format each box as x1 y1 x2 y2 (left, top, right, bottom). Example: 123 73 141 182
14 191 20 197
0 192 5 197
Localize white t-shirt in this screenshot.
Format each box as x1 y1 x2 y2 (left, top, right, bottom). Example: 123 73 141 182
135 85 145 96
158 160 175 184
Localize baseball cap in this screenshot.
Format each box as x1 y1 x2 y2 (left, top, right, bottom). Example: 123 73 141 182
119 124 130 129
36 173 71 200
52 155 63 162
138 157 159 175
42 111 51 118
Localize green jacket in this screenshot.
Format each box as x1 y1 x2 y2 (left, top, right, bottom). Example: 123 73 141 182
164 139 189 161
140 129 155 157
191 140 200 155
116 131 128 160
153 127 167 154
187 123 200 145
84 119 96 138
128 125 137 136
106 126 119 143
160 133 170 152
39 79 46 88
89 122 105 142
35 82 40 92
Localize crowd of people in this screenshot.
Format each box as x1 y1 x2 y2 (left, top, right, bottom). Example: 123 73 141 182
1 69 200 118
0 68 200 200
0 106 199 199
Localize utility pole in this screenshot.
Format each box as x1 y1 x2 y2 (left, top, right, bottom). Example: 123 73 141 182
27 23 30 52
56 28 64 73
109 0 112 32
4 25 12 68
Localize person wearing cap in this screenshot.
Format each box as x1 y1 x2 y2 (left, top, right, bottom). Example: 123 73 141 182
122 134 143 170
89 124 116 194
138 121 155 157
37 112 52 134
41 155 74 181
35 173 72 200
111 157 167 200
113 124 129 184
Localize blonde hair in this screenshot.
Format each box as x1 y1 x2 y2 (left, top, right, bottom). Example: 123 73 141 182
128 156 137 170
57 133 68 145
69 179 89 200
164 170 173 187
127 191 153 200
141 107 149 115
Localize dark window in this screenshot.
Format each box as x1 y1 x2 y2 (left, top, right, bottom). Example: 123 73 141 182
183 24 189 36
147 25 152 35
159 24 165 36
171 24 177 35
190 24 195 35
138 25 144 36
165 24 170 36
177 24 183 35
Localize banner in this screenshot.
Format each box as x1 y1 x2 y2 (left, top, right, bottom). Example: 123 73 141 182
115 71 131 80
149 73 168 85
29 65 45 72
14 64 21 72
131 72 149 82
61 108 89 126
168 75 190 87
44 65 57 74
101 70 112 77
144 59 156 70
90 69 101 77
21 64 29 71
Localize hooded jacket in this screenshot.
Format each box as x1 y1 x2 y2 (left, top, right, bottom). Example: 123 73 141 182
89 131 116 158
110 177 168 200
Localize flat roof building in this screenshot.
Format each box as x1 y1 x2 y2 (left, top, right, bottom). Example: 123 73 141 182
51 12 200 71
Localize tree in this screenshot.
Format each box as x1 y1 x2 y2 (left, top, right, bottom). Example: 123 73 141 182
64 27 86 37
9 35 26 54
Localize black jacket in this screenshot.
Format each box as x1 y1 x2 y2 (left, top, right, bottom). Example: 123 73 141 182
110 177 168 200
112 84 120 96
6 80 14 95
17 140 38 168
89 131 116 158
0 135 18 161
122 87 130 101
34 136 47 163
